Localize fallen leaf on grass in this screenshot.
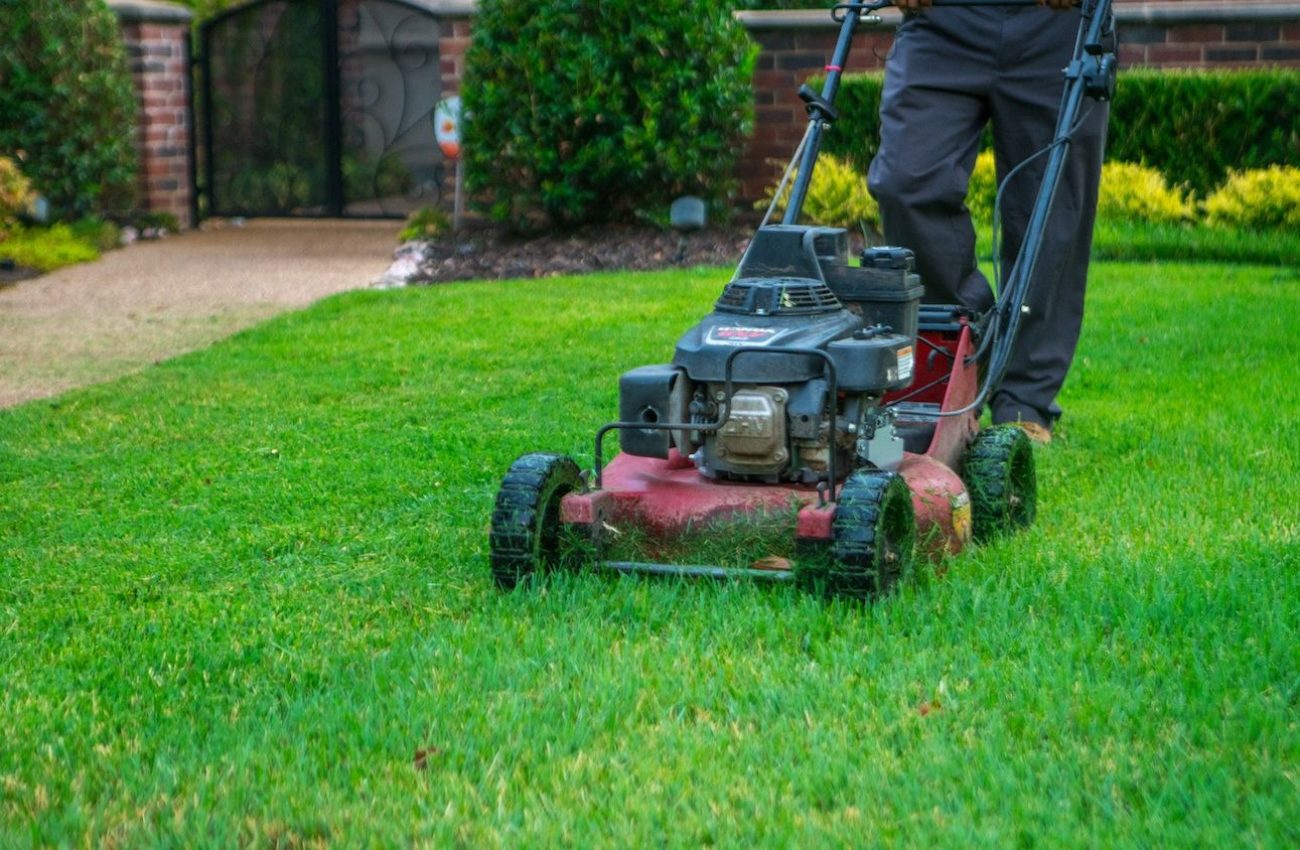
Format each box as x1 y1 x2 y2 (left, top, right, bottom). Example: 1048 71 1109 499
413 746 443 771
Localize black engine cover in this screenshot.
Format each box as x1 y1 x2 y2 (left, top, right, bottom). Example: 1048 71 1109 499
672 307 859 383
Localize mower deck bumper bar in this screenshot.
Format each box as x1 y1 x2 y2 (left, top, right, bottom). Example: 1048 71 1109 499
598 561 798 582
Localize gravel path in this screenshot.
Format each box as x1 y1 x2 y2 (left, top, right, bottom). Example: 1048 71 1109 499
0 219 398 408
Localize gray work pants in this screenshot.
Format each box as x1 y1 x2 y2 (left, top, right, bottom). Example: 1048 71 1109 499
867 5 1109 428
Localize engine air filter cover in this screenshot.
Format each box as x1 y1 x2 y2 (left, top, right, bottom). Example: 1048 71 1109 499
715 277 842 316
827 330 915 392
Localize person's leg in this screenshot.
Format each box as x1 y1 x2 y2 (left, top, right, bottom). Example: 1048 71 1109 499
868 10 1001 312
988 7 1109 428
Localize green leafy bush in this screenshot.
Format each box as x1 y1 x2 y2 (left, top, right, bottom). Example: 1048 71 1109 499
399 207 452 243
463 0 757 231
1202 166 1300 231
171 0 242 22
1097 162 1195 225
0 0 138 219
69 217 123 252
758 154 880 233
0 156 37 230
728 1 827 7
824 69 1300 198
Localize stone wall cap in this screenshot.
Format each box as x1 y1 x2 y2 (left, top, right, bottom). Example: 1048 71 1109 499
108 0 193 24
739 2 1300 30
385 0 476 13
1118 1 1300 24
738 7 902 30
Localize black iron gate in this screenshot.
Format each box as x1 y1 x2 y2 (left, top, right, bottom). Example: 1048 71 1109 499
198 0 447 218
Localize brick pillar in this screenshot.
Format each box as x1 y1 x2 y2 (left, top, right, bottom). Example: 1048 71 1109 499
440 16 472 97
109 0 194 228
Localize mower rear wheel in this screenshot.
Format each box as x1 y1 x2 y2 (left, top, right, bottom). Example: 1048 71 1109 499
801 470 916 600
489 452 582 590
963 425 1037 542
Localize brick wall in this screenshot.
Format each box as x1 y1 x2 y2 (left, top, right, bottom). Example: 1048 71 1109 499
1119 20 1300 67
738 0 1300 201
109 1 194 228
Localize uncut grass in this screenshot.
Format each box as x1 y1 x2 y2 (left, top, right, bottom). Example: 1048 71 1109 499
1 262 1297 846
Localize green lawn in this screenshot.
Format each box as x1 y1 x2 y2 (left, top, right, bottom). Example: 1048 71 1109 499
2 260 1297 847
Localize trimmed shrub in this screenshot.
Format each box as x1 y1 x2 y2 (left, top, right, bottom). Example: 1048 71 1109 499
823 69 1300 198
399 207 452 243
729 0 829 6
941 155 1194 227
1202 166 1300 231
1098 162 1195 225
0 156 37 231
0 0 138 219
758 154 880 233
0 224 102 272
172 0 243 22
966 150 997 225
821 74 886 178
1109 70 1299 197
463 0 757 231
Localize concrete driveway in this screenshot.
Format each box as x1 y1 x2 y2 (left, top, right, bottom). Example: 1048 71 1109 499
0 219 399 408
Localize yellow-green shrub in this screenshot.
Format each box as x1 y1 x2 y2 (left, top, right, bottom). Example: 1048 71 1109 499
399 206 452 242
966 150 997 224
0 223 100 271
759 154 880 233
0 155 36 232
968 156 1193 226
1202 166 1300 230
1098 161 1195 224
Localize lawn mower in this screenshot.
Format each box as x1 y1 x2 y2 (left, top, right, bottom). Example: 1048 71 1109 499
489 0 1116 599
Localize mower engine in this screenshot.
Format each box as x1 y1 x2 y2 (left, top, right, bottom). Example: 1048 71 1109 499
617 225 922 484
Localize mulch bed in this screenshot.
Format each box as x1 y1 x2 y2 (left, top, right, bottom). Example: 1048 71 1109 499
405 222 757 283
0 259 41 288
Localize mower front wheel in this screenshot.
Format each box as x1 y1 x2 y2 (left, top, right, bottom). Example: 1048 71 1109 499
963 425 1037 542
800 470 917 601
489 452 582 590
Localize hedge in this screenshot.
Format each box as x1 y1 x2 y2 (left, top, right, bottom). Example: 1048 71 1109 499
821 69 1300 197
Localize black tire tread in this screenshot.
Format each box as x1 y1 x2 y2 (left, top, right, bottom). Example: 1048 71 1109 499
489 453 581 590
963 425 1037 542
799 470 916 601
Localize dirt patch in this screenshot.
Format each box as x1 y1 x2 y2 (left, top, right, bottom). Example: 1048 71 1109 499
404 222 755 283
0 260 42 288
